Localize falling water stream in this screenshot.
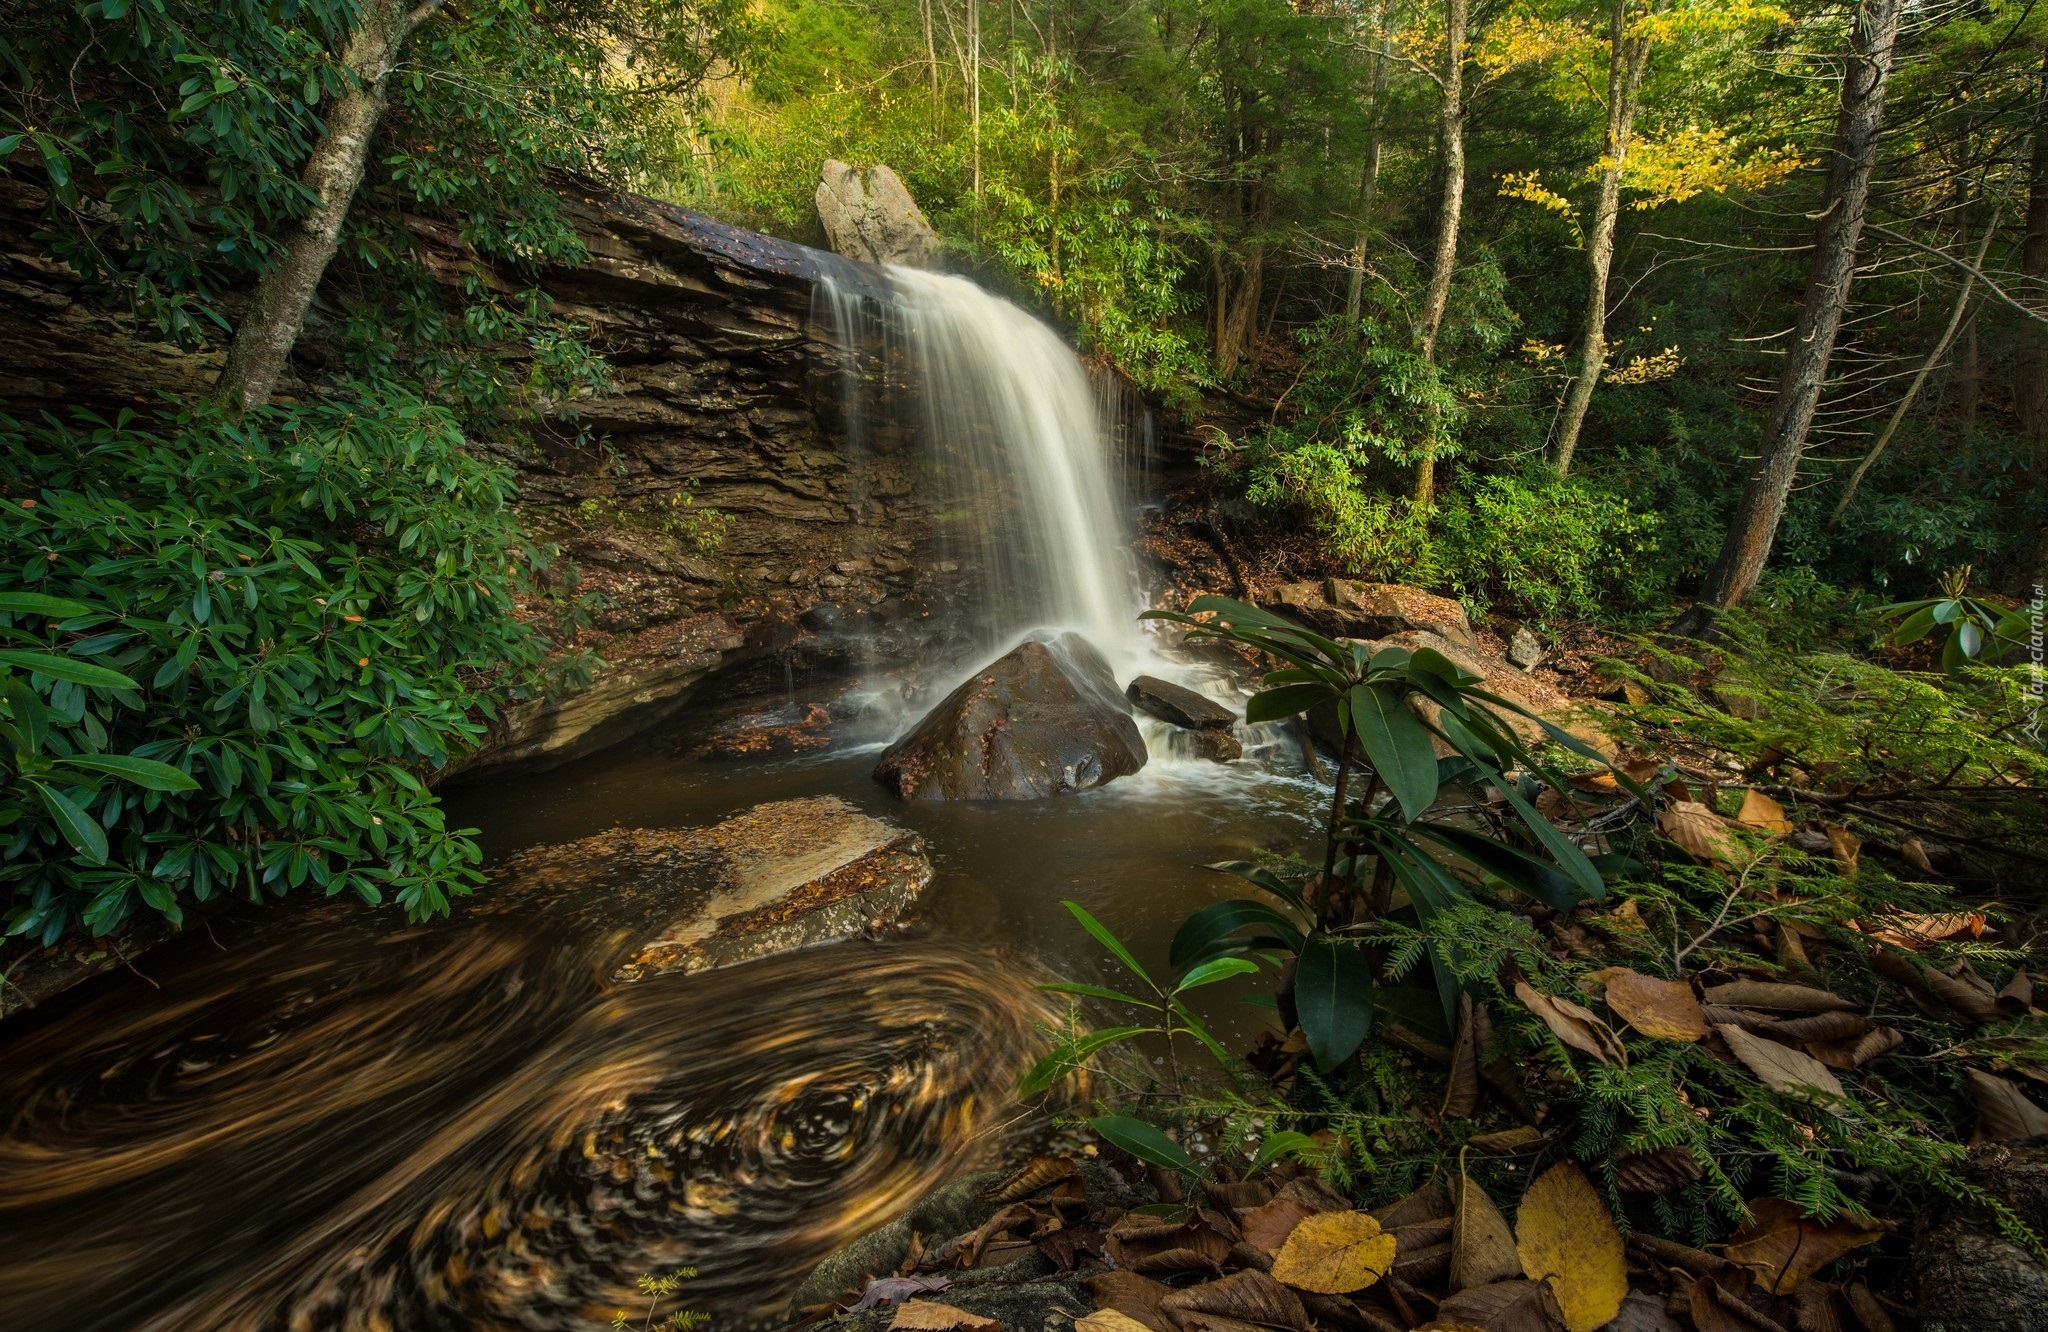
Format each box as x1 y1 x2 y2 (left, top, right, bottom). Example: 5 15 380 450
0 261 1323 1328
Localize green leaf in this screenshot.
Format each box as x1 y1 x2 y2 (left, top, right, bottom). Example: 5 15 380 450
1249 1129 1319 1175
1174 956 1260 992
1200 859 1310 912
58 754 200 791
31 781 108 863
1295 935 1373 1069
0 650 139 690
1406 822 1582 913
1087 1114 1204 1176
0 592 94 618
1348 683 1439 822
1170 898 1305 968
1890 604 1939 646
3 678 47 754
1038 980 1159 1009
1061 899 1154 988
1019 1026 1151 1096
1482 771 1605 901
1246 682 1332 724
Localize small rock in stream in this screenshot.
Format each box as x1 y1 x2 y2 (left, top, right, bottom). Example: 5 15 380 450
1125 674 1237 731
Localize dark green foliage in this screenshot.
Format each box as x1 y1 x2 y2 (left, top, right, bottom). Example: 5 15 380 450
0 389 585 944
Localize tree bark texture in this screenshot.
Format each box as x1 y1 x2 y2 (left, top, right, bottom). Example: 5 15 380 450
2014 50 2048 444
1346 20 1391 324
1687 0 1901 616
216 0 440 413
1413 0 1467 506
1551 0 1651 475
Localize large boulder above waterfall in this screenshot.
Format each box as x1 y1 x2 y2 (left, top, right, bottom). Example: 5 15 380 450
1261 579 1479 651
477 797 930 979
874 635 1147 800
815 160 939 267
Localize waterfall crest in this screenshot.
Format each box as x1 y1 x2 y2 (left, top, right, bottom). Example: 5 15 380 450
818 265 1146 682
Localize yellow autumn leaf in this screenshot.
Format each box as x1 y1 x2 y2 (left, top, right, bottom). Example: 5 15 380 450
1270 1209 1398 1295
1515 1162 1627 1332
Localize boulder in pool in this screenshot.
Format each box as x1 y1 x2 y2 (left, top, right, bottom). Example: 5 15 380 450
874 634 1147 800
1125 674 1236 731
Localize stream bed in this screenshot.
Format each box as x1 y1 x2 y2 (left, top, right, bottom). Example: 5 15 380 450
0 689 1322 1329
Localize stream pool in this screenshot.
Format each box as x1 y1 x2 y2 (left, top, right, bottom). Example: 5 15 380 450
0 684 1324 1329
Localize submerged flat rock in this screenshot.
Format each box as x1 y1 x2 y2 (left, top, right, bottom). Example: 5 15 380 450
482 796 929 979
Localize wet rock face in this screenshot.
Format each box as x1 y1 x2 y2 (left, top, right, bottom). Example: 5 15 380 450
480 796 929 978
873 635 1147 800
1126 674 1236 731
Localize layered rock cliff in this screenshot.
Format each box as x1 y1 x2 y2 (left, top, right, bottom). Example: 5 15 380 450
0 176 929 778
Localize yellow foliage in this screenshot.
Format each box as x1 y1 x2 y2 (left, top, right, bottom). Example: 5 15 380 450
1621 127 1802 209
1475 10 1595 79
1270 1210 1398 1295
1630 0 1792 44
1605 345 1683 384
1515 1162 1628 1332
1499 171 1585 243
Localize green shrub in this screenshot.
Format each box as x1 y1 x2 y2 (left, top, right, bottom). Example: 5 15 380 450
1435 472 1664 622
0 387 584 944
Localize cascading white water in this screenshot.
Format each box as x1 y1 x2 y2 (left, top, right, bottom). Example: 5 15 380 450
819 265 1148 678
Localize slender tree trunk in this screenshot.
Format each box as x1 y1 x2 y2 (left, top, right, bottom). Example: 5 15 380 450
1346 17 1390 324
1958 308 1979 426
2014 52 2048 441
1678 0 1901 627
215 0 442 413
970 0 982 212
1831 214 1997 521
1413 0 1467 506
1551 0 1651 475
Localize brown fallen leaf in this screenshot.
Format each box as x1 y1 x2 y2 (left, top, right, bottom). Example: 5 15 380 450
1604 969 1708 1042
1160 1270 1310 1331
1725 1197 1883 1295
1515 1161 1627 1332
1273 1173 1353 1212
1467 1126 1546 1154
1206 1179 1275 1213
1767 1011 1871 1044
1435 1278 1568 1332
1998 966 2033 1015
1925 962 2002 1025
1703 981 1859 1013
1085 1270 1174 1332
1718 1024 1846 1100
1869 911 1985 949
887 1301 1000 1332
1736 789 1794 837
1604 1289 1685 1332
1270 1210 1398 1295
1823 824 1861 874
1515 979 1624 1064
1898 837 1935 874
1075 1312 1157 1332
1791 1281 1852 1332
1614 1145 1704 1195
1806 1025 1903 1071
1688 1271 1784 1332
1239 1197 1319 1256
1444 993 1482 1119
981 1154 1078 1204
1966 1069 2048 1144
1844 1281 1896 1332
1168 1314 1268 1332
1661 800 1740 865
1451 1173 1521 1292
1371 1181 1452 1229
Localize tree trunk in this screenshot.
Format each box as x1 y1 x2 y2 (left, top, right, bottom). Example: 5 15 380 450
1551 0 1651 476
1413 0 1467 506
1678 0 1901 628
1214 244 1264 378
215 0 441 413
2014 51 2048 442
1346 18 1391 324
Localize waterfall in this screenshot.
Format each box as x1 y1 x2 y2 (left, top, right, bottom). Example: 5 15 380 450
816 265 1147 682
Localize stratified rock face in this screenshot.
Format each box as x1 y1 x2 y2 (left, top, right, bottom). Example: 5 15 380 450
815 161 939 267
1126 674 1236 731
1262 579 1478 652
874 634 1147 800
481 796 929 979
